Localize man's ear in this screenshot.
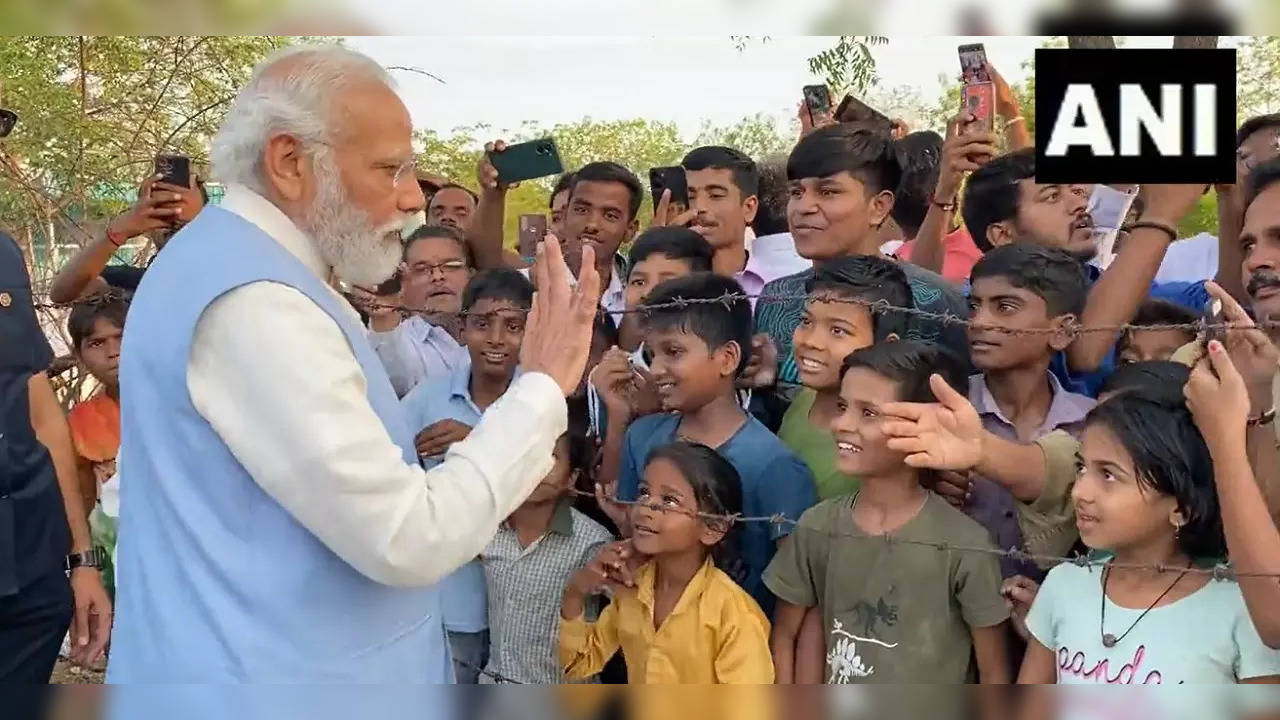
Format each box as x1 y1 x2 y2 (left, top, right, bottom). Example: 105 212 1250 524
986 220 1017 249
625 217 640 243
1048 313 1078 352
262 132 307 203
742 194 759 225
869 189 895 229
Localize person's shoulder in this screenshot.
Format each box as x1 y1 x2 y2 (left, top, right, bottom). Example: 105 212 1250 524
922 493 999 546
704 563 771 626
761 269 810 293
1039 558 1096 592
627 412 679 435
741 416 810 466
400 373 455 414
900 262 965 305
796 494 851 530
570 508 615 546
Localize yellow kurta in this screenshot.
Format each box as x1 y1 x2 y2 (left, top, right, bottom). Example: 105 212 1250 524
559 557 774 684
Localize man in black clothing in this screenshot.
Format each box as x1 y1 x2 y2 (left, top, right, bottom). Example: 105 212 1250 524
0 232 112 682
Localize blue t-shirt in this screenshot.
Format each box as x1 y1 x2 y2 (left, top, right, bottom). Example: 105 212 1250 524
617 412 819 614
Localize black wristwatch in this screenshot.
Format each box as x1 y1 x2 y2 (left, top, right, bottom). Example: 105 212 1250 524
66 549 104 572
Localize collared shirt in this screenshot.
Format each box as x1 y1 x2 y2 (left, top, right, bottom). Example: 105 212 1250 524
734 232 811 311
0 233 68 597
560 556 774 683
400 356 512 632
369 315 468 399
184 184 567 588
482 499 613 683
966 373 1094 578
520 252 627 322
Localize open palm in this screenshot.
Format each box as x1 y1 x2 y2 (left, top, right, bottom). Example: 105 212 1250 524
880 374 984 471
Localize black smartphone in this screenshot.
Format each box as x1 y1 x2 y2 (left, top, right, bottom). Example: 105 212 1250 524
648 166 688 209
518 214 548 259
958 43 991 84
487 138 564 185
802 85 832 125
155 154 191 188
834 95 893 132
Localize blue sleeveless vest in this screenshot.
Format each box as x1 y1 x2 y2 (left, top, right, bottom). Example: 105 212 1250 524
108 206 451 683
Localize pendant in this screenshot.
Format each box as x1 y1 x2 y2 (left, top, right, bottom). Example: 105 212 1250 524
1102 633 1118 648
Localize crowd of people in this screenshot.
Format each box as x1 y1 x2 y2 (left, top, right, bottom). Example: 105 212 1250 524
5 42 1280 706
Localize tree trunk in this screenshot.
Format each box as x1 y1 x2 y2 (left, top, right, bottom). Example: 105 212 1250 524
1173 36 1219 49
1068 36 1116 50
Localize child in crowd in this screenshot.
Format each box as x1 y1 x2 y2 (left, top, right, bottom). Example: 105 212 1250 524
371 224 476 397
560 441 774 683
400 268 533 684
1116 298 1199 365
963 244 1095 578
1018 389 1280 684
482 430 613 684
604 273 817 614
779 255 911 501
766 341 1011 684
66 292 130 597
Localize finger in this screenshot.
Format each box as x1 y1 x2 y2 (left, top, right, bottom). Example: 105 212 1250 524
879 402 925 423
928 374 969 411
653 188 671 222
72 597 89 652
1207 339 1244 385
152 182 189 195
86 605 112 664
885 436 930 455
139 175 156 197
669 209 696 227
879 419 923 438
574 244 602 319
934 480 967 499
1205 281 1252 326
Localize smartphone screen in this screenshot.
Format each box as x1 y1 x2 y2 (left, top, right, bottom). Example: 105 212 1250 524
155 154 191 188
648 166 689 209
802 85 831 124
958 43 991 84
518 214 548 260
961 82 996 133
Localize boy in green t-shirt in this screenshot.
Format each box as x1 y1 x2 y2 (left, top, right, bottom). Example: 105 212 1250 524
766 341 1011 685
778 255 910 500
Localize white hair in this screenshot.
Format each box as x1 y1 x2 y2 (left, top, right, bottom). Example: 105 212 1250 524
211 45 396 193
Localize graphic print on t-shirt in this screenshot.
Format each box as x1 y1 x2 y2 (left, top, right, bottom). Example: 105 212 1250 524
826 597 901 683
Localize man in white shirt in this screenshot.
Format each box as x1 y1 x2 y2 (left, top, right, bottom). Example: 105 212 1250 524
108 45 602 684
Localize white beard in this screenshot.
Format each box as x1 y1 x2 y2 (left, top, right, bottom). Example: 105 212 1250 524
302 157 410 288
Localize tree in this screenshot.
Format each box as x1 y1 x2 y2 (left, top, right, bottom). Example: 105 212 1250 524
807 36 889 97
1237 36 1280 122
693 113 795 160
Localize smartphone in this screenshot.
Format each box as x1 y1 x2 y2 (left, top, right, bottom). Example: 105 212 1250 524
802 85 832 125
958 43 991 84
518 214 548 259
961 82 996 133
834 95 893 133
648 166 688 210
155 154 191 188
487 138 564 185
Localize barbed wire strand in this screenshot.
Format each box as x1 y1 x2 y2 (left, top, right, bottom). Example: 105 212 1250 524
31 288 1266 338
566 489 1277 581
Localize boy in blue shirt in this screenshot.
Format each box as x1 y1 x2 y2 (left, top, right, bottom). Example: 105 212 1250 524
400 268 533 683
606 272 818 613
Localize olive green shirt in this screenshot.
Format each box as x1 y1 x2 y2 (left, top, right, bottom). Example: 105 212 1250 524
778 389 861 501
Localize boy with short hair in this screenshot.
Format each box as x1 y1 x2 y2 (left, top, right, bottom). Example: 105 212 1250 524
1117 298 1198 365
400 268 534 684
779 255 911 501
66 292 130 596
618 226 714 352
754 124 969 390
481 429 613 683
766 341 1010 684
964 244 1094 578
609 272 818 613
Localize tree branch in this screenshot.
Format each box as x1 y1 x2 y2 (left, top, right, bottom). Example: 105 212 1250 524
385 65 446 84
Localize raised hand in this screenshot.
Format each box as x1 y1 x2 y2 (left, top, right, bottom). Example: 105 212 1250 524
650 188 695 229
108 176 182 241
880 374 984 471
738 333 779 389
1001 575 1039 642
479 140 516 195
1204 281 1279 415
519 240 603 395
936 113 1000 201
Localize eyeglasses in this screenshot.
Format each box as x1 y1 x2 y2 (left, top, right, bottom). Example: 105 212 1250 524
309 139 419 192
406 260 468 277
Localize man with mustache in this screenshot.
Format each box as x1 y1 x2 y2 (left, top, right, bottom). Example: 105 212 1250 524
427 183 478 233
108 46 602 684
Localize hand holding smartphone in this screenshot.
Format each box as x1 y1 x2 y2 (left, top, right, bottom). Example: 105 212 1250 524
155 154 191 189
648 167 688 211
802 85 832 128
487 138 564 185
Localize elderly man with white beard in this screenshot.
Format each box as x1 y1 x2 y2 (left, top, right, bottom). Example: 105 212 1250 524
107 45 602 683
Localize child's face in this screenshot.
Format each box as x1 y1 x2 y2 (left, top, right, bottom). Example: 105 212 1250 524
831 367 908 476
1118 328 1195 364
626 253 696 312
646 326 738 412
967 276 1070 372
461 298 526 380
630 457 720 556
793 291 876 390
79 317 124 389
1072 423 1181 555
525 435 573 505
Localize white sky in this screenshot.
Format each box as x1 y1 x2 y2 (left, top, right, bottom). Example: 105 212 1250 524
344 35 1243 143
